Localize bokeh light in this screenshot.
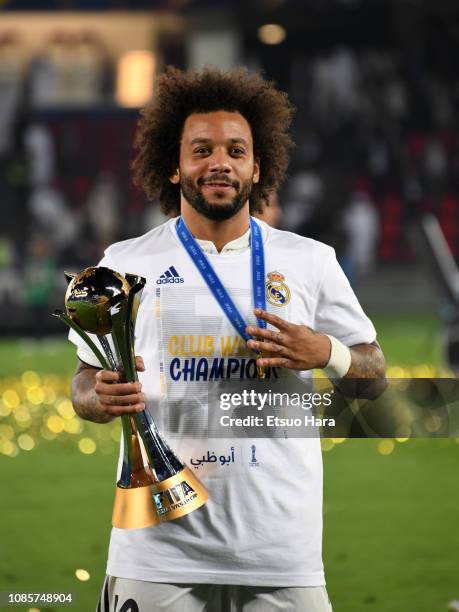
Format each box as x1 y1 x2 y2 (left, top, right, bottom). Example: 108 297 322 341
257 24 286 45
78 437 97 454
57 400 75 419
0 371 119 456
17 434 35 451
75 568 91 581
47 415 65 433
2 389 20 410
378 440 395 455
321 439 335 452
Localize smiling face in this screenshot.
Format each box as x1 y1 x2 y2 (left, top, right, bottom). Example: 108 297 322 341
170 110 260 221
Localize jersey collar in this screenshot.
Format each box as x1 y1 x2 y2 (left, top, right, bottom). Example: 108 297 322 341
195 227 251 255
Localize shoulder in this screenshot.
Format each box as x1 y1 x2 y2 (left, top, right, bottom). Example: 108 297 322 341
103 218 177 262
260 220 335 260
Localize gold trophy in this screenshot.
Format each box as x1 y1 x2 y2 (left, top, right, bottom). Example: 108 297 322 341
54 266 208 529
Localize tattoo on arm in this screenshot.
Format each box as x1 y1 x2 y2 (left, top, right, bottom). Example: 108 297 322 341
334 341 387 399
71 360 114 424
345 341 386 379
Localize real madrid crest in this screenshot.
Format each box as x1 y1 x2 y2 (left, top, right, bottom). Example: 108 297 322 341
266 271 291 307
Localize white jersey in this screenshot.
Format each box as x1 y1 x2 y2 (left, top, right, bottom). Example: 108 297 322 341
69 218 376 587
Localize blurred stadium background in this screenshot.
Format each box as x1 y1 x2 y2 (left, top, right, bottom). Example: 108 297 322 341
0 0 458 610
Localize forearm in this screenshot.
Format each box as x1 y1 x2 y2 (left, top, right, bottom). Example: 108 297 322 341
334 341 387 399
71 363 115 424
346 342 386 378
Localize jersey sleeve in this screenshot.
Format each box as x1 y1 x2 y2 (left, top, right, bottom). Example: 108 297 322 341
67 254 112 368
313 250 376 347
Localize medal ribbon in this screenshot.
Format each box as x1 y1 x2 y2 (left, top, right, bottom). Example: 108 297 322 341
176 216 267 343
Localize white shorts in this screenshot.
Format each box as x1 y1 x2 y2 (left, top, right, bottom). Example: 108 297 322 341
96 576 333 612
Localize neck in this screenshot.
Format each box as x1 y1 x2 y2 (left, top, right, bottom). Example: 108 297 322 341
181 200 250 252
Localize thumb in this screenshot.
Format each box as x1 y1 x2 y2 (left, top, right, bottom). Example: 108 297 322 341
135 355 146 372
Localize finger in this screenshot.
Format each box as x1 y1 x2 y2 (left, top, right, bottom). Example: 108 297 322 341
95 380 142 396
253 308 291 330
99 392 146 407
135 355 146 372
104 403 145 416
246 326 286 344
257 356 298 369
247 339 291 356
96 369 119 383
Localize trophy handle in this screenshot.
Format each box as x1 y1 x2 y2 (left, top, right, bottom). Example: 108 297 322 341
53 310 110 370
111 274 146 383
98 335 118 371
118 415 156 488
64 272 76 284
134 410 183 480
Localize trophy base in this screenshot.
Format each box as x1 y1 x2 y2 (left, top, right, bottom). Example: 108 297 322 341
112 466 209 529
112 485 160 529
152 466 209 522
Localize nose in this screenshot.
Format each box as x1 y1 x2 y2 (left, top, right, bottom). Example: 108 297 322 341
208 148 231 173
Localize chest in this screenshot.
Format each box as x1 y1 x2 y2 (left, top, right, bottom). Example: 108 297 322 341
133 248 315 339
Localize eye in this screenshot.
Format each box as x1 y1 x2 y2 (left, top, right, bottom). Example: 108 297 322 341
231 147 245 156
193 147 210 155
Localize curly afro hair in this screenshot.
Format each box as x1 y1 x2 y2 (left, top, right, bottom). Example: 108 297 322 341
132 66 295 215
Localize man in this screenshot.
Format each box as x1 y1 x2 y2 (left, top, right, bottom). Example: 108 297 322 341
70 67 386 612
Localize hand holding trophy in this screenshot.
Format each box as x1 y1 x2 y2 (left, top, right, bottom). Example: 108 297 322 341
54 266 208 528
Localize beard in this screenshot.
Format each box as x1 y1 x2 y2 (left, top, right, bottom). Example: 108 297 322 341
180 174 253 221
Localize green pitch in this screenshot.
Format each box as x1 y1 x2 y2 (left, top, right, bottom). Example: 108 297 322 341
1 313 458 612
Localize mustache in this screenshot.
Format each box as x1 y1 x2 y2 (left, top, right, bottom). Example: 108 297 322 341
198 175 239 188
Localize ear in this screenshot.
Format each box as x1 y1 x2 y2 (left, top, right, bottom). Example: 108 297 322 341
169 168 180 185
253 158 260 184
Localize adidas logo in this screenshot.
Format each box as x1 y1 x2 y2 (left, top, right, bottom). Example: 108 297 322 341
156 265 184 285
